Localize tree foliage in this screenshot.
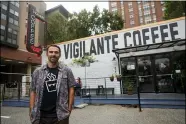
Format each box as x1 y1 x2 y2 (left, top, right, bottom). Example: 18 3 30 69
163 1 185 20
46 5 124 44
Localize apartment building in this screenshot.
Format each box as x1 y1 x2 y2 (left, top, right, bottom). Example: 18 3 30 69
0 1 46 83
109 1 165 28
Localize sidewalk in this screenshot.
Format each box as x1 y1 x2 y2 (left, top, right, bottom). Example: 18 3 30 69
1 105 185 124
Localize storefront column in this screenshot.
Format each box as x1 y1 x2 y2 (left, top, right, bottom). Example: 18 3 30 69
27 64 32 75
25 64 32 96
8 64 12 83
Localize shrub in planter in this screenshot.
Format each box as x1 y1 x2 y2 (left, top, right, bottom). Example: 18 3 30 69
116 74 122 81
123 78 134 95
110 75 114 81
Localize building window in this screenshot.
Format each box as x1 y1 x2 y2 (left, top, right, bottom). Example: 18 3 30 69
128 4 133 8
9 17 14 24
14 11 19 16
112 8 117 12
11 1 19 8
129 14 134 18
144 10 150 15
15 2 19 7
128 2 132 6
151 2 154 7
139 8 142 16
138 4 141 8
140 17 143 23
7 38 12 43
128 2 133 8
13 30 18 35
9 9 14 14
153 14 156 20
8 28 12 33
1 25 5 30
14 20 18 26
111 2 117 7
162 7 165 12
1 36 4 41
1 4 7 10
130 20 135 25
129 8 133 12
10 1 15 5
12 39 16 44
1 13 6 20
152 8 155 13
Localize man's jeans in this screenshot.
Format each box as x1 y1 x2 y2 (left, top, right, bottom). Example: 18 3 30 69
32 117 69 124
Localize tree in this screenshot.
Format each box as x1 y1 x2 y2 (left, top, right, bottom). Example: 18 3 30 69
46 12 69 43
68 10 92 39
163 1 185 20
46 5 124 44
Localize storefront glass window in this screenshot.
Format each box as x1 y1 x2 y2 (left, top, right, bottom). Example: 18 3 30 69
155 53 173 92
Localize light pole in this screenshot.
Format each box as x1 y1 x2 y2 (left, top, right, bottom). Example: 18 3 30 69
82 54 90 91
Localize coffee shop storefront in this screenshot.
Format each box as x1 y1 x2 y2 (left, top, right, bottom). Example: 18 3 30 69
113 39 186 94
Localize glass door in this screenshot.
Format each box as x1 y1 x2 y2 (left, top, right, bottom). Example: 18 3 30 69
138 56 154 92
155 53 174 93
172 51 186 93
120 57 137 94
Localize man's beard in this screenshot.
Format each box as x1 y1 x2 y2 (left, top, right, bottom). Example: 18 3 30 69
49 56 59 64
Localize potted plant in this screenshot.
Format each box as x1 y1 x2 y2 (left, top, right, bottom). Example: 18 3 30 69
123 78 133 95
110 75 114 81
116 74 122 81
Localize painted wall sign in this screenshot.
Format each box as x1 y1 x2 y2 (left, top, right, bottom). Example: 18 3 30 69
26 4 46 56
61 18 185 60
42 17 185 94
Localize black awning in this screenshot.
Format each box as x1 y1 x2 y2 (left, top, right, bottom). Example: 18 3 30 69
112 39 186 54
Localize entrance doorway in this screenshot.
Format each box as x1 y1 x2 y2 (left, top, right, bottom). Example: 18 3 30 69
120 51 185 94
138 56 154 92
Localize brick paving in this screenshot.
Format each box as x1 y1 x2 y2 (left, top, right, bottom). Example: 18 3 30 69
1 105 185 124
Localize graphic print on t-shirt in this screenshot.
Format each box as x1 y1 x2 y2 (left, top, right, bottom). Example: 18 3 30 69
45 73 57 92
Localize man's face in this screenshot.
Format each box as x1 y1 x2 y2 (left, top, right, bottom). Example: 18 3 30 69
47 46 60 64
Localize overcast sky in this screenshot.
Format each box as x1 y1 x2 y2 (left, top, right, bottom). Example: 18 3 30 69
45 2 109 13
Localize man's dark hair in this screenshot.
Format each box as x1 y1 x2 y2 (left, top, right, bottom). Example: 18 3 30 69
46 45 61 55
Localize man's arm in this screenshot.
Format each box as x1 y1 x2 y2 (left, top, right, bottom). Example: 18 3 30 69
67 68 76 112
68 87 74 112
29 91 36 115
29 70 38 117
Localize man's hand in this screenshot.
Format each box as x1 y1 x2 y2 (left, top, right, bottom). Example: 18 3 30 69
29 91 36 119
68 106 72 113
68 87 74 114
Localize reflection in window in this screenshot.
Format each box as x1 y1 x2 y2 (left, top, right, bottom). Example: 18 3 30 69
121 57 136 76
138 56 151 76
155 54 171 74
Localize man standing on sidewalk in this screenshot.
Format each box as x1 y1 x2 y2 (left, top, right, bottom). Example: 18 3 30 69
29 45 75 124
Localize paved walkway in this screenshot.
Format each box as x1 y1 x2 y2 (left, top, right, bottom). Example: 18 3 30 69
1 105 185 124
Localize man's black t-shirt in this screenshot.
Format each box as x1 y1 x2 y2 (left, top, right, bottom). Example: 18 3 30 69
40 66 58 117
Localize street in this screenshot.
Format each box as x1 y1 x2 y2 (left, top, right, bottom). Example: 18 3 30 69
1 105 185 124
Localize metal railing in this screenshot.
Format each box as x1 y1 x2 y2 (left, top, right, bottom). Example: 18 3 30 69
0 72 142 112
0 72 31 101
